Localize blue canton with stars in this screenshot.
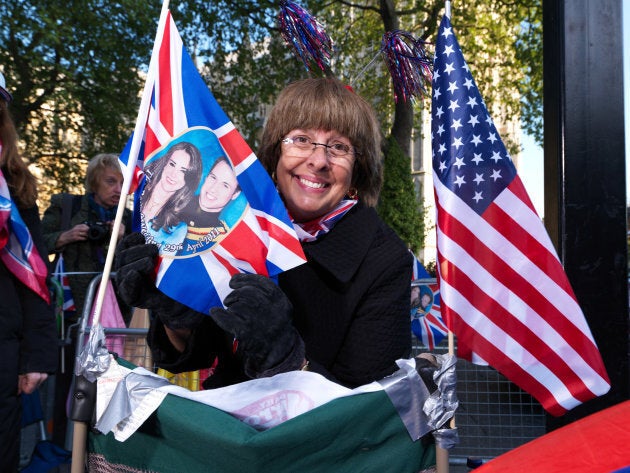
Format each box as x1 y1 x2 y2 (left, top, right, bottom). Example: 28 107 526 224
431 15 517 216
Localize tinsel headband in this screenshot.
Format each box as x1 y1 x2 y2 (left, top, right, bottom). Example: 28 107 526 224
277 1 433 102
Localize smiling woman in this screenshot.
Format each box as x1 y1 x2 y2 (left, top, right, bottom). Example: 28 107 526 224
115 76 416 392
140 141 203 242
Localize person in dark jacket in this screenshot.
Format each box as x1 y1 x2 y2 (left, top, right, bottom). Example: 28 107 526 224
0 71 58 472
115 77 412 389
41 152 133 447
41 153 132 319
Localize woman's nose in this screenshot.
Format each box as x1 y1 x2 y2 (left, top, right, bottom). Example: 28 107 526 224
307 145 330 169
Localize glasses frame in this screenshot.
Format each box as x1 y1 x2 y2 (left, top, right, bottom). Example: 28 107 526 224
281 135 355 161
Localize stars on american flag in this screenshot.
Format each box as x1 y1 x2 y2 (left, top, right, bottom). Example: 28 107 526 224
431 26 517 216
430 14 610 417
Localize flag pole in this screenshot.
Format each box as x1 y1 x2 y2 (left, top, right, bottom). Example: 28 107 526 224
69 2 170 471
88 0 169 331
436 3 453 473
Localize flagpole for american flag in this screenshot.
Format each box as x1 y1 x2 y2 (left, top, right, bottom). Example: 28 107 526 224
70 3 170 472
435 4 453 473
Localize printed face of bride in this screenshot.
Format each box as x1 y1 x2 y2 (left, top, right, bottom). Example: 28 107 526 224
159 149 192 194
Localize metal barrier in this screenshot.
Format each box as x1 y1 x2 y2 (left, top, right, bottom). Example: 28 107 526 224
412 338 546 468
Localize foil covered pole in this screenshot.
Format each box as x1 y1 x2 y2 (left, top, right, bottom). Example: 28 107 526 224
423 353 460 450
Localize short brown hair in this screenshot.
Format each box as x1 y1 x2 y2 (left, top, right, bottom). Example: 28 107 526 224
258 78 383 207
85 153 122 193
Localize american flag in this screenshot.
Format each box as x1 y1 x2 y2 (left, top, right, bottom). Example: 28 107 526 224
0 169 50 303
119 9 307 314
431 15 610 415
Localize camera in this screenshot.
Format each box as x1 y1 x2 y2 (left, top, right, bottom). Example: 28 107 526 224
83 221 109 243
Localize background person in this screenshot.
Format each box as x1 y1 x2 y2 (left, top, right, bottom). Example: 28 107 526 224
42 153 132 318
0 70 58 472
115 77 412 389
141 141 203 253
41 152 132 447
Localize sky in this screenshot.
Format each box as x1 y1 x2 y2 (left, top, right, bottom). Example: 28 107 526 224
518 4 629 217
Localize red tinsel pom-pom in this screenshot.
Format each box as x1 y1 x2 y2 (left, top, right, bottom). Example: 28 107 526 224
382 30 433 103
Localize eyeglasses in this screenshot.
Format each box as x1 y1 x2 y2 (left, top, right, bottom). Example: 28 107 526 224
281 135 354 161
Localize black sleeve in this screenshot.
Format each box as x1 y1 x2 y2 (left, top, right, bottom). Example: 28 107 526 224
18 204 58 374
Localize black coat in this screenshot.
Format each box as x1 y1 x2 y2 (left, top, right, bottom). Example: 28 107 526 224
0 199 58 471
41 193 133 317
149 203 413 388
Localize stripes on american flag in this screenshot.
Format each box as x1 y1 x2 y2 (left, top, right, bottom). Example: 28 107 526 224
431 15 610 415
121 10 306 314
0 169 50 303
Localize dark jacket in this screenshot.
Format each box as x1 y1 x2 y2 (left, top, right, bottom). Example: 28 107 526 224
148 203 413 389
41 193 132 317
0 196 58 472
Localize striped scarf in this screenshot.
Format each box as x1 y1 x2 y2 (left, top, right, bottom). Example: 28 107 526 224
293 199 357 242
0 167 50 303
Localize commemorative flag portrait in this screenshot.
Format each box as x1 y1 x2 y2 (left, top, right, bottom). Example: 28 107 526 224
431 14 610 415
410 280 447 350
119 8 307 314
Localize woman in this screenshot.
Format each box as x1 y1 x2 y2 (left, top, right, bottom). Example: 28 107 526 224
115 77 412 389
42 153 132 317
140 141 203 253
0 71 58 472
41 152 132 446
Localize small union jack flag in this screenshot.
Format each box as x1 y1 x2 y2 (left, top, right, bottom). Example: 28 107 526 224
410 281 447 350
52 255 76 315
118 9 307 314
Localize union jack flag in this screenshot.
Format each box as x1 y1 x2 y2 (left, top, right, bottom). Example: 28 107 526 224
410 251 431 280
52 255 76 315
410 281 447 350
0 168 50 303
431 14 609 415
119 8 307 314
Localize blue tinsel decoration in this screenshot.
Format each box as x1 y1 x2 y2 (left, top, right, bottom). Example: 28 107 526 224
277 1 334 73
381 30 433 102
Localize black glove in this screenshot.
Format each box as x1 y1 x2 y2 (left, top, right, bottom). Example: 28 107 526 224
415 353 438 393
210 273 305 378
114 233 205 330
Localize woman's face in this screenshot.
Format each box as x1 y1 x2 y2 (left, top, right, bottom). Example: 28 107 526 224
159 149 191 193
94 167 123 208
276 128 354 222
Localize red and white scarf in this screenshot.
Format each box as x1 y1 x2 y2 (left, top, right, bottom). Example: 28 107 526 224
0 166 50 303
293 199 357 242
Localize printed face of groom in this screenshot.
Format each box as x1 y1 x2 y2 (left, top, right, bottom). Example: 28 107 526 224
198 158 240 213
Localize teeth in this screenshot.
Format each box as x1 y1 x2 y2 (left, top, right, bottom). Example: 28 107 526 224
299 177 326 189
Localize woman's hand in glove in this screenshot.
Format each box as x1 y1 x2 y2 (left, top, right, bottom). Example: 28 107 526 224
210 273 305 378
114 233 159 308
114 233 205 330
